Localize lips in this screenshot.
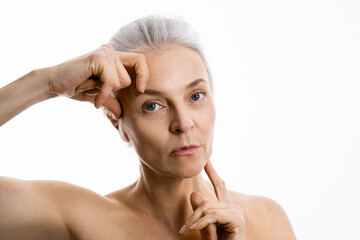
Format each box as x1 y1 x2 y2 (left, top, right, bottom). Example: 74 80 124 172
171 145 200 157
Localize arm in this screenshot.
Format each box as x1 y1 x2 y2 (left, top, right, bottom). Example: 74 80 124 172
0 44 149 127
0 68 55 126
0 45 149 239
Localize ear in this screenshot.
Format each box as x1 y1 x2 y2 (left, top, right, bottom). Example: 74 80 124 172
103 108 130 142
117 118 130 143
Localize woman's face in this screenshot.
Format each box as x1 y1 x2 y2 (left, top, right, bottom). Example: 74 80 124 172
119 44 215 178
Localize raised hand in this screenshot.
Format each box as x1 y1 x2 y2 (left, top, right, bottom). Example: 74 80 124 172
180 161 245 240
48 44 149 118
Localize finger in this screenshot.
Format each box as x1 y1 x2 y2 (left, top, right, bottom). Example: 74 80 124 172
118 52 149 93
70 92 96 103
190 210 232 231
182 195 228 234
204 161 232 203
191 208 245 236
91 49 124 108
114 55 132 89
76 78 102 92
191 214 217 231
180 192 204 235
94 82 113 108
73 89 121 119
204 224 217 240
190 192 217 240
102 96 122 119
190 192 204 211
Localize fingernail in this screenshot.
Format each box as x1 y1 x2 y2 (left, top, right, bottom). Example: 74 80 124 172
179 225 186 234
140 83 147 93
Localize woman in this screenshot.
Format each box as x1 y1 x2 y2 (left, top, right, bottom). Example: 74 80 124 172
0 16 296 239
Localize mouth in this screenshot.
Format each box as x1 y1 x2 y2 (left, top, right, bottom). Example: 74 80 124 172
171 145 200 157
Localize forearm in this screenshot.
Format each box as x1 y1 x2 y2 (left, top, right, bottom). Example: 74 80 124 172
0 68 57 126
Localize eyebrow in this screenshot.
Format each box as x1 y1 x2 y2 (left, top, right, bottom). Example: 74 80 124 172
137 78 206 97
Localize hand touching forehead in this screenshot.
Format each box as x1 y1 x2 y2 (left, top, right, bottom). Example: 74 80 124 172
116 44 211 115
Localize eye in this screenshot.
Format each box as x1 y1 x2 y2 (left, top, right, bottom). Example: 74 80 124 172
190 91 206 101
143 102 162 112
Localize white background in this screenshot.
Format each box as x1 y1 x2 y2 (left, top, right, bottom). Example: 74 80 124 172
0 0 359 239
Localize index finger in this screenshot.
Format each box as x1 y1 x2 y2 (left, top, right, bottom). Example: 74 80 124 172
204 161 232 204
117 52 149 93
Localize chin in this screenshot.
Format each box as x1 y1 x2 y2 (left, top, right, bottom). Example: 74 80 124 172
167 157 206 179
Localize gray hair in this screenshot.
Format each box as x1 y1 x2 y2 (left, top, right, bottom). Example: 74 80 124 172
108 15 213 89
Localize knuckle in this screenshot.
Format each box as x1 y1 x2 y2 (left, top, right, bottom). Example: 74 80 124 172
200 201 211 210
105 79 114 87
137 53 146 62
124 76 132 85
120 77 131 87
114 81 121 89
203 209 212 216
90 51 107 63
101 44 114 51
205 213 216 223
210 210 219 217
136 54 149 70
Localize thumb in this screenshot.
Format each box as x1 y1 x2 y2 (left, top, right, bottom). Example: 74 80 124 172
102 96 122 119
190 192 204 211
190 192 217 240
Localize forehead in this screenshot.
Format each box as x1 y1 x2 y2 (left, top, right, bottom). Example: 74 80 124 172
142 44 210 91
116 44 211 102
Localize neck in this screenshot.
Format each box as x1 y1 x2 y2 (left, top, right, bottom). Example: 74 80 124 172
132 161 216 232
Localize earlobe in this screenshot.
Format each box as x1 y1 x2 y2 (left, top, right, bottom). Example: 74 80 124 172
118 123 130 142
116 118 130 143
103 107 130 143
106 113 130 142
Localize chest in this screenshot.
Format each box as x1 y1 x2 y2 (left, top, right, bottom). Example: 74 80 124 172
68 201 258 240
71 217 259 240
70 211 201 240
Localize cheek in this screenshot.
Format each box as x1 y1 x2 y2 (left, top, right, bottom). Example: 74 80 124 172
207 105 216 129
198 101 215 132
124 115 169 157
200 103 215 155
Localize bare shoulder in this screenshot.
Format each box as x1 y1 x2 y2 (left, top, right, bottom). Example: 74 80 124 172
0 177 112 240
32 179 108 202
33 179 121 237
228 190 296 240
228 190 288 218
32 179 117 216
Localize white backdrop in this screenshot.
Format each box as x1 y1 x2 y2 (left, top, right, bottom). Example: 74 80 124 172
0 0 359 239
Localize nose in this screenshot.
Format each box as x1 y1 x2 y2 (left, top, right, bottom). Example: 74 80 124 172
170 105 194 134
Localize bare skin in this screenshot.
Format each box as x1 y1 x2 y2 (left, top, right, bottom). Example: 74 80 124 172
0 44 296 240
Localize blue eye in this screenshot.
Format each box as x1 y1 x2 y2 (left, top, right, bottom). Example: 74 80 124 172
191 92 205 101
144 102 161 112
